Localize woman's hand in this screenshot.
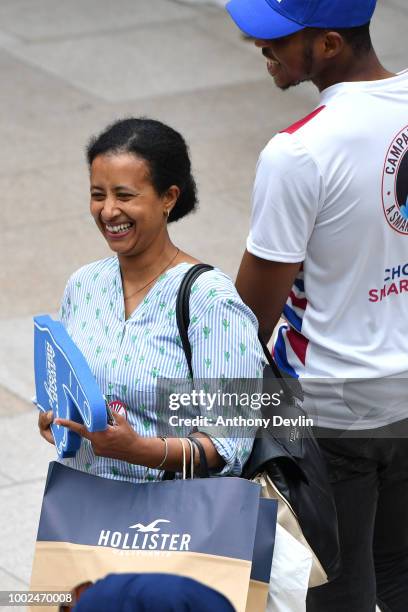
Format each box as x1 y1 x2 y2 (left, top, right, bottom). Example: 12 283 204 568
54 413 141 462
38 410 55 445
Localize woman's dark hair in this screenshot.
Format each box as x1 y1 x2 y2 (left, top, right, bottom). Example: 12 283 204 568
86 117 198 222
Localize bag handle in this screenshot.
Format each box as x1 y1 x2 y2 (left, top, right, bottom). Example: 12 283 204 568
257 336 299 404
176 263 214 379
162 265 214 481
162 435 210 480
189 436 210 478
175 263 213 479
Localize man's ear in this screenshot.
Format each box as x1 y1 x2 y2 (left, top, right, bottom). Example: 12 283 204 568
322 31 345 59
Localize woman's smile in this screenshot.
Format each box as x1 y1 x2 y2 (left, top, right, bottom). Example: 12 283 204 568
104 221 135 240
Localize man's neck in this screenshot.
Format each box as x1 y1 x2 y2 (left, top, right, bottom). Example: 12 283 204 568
313 50 396 92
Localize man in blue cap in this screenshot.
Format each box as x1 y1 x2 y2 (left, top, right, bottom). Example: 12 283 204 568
70 573 235 611
228 1 408 610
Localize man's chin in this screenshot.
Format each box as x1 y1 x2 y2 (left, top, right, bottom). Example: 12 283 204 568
276 81 300 91
275 77 309 91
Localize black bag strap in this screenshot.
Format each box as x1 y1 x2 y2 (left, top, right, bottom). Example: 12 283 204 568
257 335 300 403
189 436 210 478
176 264 214 479
162 264 213 481
176 263 214 379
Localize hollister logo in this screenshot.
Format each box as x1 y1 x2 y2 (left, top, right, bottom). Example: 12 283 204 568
97 519 191 551
382 125 408 235
129 519 170 532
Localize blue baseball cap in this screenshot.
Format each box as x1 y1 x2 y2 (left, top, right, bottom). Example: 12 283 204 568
73 573 235 612
226 0 377 40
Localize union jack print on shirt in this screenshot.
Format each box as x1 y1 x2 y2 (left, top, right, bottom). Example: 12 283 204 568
274 266 309 378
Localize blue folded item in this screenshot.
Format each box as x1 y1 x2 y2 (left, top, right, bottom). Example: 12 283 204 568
34 315 107 458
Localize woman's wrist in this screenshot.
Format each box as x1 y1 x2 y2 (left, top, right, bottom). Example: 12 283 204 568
126 435 168 468
127 434 223 473
126 435 191 471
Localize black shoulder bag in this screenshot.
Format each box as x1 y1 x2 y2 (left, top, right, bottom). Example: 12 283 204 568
175 264 341 585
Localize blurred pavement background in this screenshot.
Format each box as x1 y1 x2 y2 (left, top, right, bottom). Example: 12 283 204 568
0 0 407 604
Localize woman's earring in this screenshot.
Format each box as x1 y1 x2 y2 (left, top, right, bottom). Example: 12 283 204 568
164 209 170 219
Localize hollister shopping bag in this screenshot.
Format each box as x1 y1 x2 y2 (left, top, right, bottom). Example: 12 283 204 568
31 462 262 612
246 498 278 612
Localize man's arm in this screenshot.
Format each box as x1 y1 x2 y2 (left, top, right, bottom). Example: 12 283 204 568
236 134 321 342
236 250 301 342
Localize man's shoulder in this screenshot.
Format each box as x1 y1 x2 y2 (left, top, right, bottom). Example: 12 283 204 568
259 123 321 176
279 105 327 135
261 105 329 158
261 95 357 168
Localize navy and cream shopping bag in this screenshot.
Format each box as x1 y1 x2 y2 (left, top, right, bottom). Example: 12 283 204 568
247 497 277 611
31 462 270 611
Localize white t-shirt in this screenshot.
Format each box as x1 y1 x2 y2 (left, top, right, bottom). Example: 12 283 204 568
247 71 408 429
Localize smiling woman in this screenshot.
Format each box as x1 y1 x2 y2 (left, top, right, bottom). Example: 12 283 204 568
89 155 181 315
37 117 265 484
86 118 198 319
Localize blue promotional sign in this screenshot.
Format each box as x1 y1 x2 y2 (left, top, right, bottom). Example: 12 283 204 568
34 315 107 458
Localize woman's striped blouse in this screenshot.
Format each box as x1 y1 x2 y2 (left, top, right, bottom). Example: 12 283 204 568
59 257 265 483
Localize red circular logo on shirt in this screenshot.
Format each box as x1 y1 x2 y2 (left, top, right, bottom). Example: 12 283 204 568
382 125 408 235
108 400 128 419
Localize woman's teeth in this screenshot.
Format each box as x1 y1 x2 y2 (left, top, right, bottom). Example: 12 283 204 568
106 223 133 234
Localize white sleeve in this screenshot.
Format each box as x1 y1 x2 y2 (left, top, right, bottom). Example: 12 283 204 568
247 133 324 263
